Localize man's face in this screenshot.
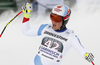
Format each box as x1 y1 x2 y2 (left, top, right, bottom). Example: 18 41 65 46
50 13 63 30
52 20 62 30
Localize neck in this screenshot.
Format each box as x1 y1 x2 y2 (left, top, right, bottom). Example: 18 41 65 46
55 27 67 32
56 25 66 31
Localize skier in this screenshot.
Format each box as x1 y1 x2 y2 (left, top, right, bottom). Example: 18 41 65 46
22 3 94 65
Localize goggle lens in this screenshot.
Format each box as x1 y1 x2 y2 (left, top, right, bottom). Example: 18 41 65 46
50 13 63 22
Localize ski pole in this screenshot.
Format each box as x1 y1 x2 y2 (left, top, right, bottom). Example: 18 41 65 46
0 11 23 38
92 62 95 65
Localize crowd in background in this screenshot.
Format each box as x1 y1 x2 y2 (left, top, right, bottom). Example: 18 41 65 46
0 0 100 14
28 0 100 15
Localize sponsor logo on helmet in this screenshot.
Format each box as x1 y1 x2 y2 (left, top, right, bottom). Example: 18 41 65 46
57 5 62 8
54 8 62 12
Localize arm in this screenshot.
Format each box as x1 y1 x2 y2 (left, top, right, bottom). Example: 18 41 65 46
71 33 94 62
22 3 48 36
71 34 87 58
22 20 40 36
22 19 48 36
22 3 39 36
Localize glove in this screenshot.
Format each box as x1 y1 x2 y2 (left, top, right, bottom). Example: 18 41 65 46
22 3 32 18
85 53 94 62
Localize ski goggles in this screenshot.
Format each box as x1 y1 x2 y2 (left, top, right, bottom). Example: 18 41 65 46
50 13 63 22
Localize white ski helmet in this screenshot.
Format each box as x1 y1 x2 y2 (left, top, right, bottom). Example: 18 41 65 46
50 5 71 26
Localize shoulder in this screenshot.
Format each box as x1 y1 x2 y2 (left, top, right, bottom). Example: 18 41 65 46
39 24 48 28
67 29 80 42
65 28 74 35
65 28 76 38
40 24 52 30
39 24 52 28
38 24 50 30
38 24 51 35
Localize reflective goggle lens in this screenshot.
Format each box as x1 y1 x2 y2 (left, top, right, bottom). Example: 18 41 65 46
50 13 63 22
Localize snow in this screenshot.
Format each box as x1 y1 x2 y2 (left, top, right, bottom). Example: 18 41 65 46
0 0 100 65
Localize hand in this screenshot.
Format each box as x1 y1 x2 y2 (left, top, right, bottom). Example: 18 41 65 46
22 3 32 18
85 53 94 62
22 3 32 14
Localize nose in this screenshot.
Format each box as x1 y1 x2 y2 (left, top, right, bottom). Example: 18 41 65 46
52 21 56 23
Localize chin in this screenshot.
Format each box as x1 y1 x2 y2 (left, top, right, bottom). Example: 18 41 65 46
52 27 58 30
52 27 56 30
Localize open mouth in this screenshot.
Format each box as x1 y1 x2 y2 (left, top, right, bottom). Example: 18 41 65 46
53 24 56 27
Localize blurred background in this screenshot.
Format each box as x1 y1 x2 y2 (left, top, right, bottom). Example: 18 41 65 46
0 0 100 65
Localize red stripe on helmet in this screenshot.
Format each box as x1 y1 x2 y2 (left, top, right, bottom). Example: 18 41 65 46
63 9 70 20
